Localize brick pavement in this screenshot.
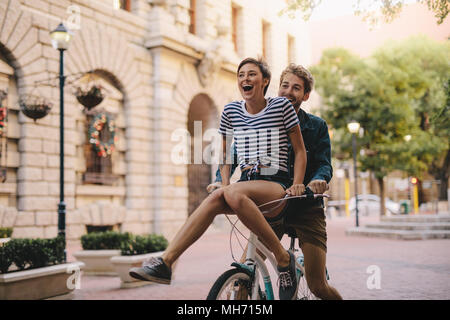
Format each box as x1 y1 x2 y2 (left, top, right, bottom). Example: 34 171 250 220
69 215 450 300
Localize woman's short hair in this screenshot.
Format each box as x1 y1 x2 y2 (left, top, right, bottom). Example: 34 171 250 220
237 57 271 95
279 64 314 94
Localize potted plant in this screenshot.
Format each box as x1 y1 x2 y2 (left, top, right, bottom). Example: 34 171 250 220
111 234 170 288
75 84 104 110
19 96 52 122
0 227 12 245
72 231 132 275
0 236 84 300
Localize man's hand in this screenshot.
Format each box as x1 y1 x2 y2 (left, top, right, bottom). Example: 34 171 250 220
206 182 222 193
286 184 305 196
307 180 329 194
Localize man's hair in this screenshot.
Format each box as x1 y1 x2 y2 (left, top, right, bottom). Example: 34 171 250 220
237 57 271 95
279 64 314 94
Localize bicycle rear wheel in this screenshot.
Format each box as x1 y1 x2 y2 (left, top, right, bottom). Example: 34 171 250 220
297 273 317 300
207 268 264 300
296 255 318 300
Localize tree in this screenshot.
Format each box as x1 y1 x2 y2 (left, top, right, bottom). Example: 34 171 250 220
280 0 449 25
372 36 450 200
310 36 449 215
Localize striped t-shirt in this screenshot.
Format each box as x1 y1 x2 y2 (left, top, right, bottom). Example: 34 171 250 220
218 97 300 172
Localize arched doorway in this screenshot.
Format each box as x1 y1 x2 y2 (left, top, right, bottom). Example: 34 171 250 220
187 94 218 216
0 46 20 208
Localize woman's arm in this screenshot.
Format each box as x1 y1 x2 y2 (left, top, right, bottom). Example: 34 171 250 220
286 125 307 196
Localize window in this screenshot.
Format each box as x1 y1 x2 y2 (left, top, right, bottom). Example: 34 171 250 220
86 225 114 233
189 0 196 34
262 20 270 60
232 6 239 52
287 34 295 64
83 112 118 185
113 0 131 12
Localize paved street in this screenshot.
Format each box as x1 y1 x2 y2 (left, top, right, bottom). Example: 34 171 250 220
68 215 450 300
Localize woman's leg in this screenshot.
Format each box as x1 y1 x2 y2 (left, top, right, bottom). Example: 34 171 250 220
223 180 290 267
162 188 233 267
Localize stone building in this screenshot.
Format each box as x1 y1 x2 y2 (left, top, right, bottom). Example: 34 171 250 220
0 0 310 241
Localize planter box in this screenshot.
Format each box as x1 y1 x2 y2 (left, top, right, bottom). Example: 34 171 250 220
111 251 179 288
73 250 120 275
0 261 84 300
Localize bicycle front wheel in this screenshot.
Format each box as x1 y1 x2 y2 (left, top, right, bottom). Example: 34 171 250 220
206 268 263 300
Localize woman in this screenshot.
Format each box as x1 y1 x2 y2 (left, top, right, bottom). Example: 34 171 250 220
129 58 307 300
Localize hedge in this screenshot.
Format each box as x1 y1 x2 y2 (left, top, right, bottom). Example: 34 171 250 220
120 234 168 256
0 227 12 238
0 236 65 274
80 231 132 250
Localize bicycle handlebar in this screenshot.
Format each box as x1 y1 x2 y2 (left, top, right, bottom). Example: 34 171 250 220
257 188 330 209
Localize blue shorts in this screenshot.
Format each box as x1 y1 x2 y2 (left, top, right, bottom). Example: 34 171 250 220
237 168 290 190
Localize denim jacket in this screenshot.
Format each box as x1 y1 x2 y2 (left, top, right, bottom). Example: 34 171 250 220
215 108 333 190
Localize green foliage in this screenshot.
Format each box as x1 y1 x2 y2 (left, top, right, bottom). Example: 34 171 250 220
120 234 168 256
279 0 322 20
0 227 12 238
80 231 168 256
80 231 132 250
0 245 12 273
279 0 448 25
311 36 449 180
421 0 449 24
0 236 65 274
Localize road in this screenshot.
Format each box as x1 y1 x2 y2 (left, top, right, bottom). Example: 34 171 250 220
68 215 450 300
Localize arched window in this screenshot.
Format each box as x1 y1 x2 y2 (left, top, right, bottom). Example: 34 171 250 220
74 73 126 187
0 51 20 207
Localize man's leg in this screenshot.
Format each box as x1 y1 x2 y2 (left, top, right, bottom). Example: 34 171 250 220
301 242 343 300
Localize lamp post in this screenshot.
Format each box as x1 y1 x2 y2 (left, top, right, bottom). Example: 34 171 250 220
347 120 360 227
50 23 72 262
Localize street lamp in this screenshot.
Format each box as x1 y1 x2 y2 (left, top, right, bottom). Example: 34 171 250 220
50 23 72 262
347 120 360 227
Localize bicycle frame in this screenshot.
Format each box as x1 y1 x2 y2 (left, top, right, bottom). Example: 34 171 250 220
218 191 329 300
239 232 304 300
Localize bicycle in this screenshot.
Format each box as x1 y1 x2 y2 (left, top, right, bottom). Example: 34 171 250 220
206 190 330 300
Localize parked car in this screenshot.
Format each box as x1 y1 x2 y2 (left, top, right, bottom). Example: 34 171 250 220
349 194 401 216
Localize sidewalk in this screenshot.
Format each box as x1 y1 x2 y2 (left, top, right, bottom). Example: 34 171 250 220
69 215 450 300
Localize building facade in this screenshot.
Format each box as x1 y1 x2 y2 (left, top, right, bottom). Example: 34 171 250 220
0 0 310 241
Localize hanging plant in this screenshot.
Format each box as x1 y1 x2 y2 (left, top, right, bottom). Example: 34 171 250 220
19 95 52 122
88 112 117 158
75 84 105 110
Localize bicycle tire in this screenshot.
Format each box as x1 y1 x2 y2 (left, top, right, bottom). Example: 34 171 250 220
206 268 264 300
296 256 319 300
297 273 318 300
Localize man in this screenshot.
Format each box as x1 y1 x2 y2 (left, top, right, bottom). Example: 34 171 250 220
211 64 342 300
